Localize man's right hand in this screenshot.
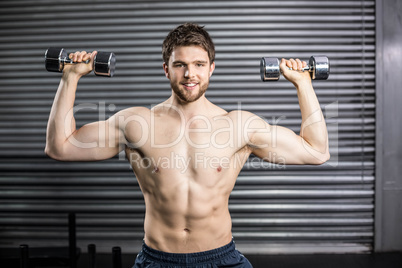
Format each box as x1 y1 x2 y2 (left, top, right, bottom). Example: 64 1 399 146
279 58 311 87
63 50 98 78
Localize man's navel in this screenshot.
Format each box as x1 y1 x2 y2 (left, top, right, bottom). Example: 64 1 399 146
152 165 160 173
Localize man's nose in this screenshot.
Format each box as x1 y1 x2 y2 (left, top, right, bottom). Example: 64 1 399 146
184 66 196 78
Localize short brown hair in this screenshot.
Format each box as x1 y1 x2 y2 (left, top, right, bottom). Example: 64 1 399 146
162 23 215 64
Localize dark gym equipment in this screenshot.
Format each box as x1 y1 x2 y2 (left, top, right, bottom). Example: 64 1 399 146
0 213 80 268
19 244 29 268
260 55 330 81
68 212 78 268
88 244 96 268
112 247 122 268
45 47 116 77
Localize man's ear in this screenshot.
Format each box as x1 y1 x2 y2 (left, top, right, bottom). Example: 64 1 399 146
209 62 215 77
163 62 169 79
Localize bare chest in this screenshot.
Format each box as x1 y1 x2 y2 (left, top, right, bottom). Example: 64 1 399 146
125 114 248 177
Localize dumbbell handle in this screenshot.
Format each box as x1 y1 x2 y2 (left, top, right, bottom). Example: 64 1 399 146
287 65 312 72
62 58 90 64
267 58 313 72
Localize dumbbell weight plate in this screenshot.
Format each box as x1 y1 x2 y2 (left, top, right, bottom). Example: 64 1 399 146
94 52 116 77
45 47 67 72
310 55 330 80
260 57 280 81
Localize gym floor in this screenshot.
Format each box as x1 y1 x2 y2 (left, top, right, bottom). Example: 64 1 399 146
73 252 402 268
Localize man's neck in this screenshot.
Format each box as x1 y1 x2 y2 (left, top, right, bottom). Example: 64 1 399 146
166 94 210 120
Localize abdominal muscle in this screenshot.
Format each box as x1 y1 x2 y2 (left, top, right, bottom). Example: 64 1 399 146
139 168 235 253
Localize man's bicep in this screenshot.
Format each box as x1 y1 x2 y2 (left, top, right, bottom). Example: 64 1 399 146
63 117 124 161
250 125 322 165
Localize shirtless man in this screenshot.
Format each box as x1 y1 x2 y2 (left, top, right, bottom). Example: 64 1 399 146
45 23 330 267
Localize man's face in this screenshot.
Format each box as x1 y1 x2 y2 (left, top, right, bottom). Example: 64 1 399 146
163 46 215 103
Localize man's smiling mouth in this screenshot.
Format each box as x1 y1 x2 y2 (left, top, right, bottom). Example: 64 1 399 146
182 82 199 89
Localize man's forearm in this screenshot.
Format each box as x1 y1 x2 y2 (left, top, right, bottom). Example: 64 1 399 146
295 80 329 154
45 73 80 157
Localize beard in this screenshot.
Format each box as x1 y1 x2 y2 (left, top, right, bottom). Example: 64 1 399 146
171 80 209 103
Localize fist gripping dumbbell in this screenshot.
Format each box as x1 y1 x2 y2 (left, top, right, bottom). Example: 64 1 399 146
260 55 330 81
45 47 116 77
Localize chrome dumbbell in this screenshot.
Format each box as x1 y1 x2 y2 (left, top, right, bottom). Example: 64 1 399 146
45 47 116 77
260 55 330 81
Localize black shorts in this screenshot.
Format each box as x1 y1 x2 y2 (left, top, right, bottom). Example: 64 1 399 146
132 238 253 267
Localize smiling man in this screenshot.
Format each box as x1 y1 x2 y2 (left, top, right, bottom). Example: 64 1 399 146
45 23 330 267
165 45 212 102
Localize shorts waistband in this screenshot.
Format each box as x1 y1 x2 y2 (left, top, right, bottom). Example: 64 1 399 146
141 239 236 265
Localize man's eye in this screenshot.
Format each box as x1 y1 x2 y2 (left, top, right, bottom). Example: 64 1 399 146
175 64 185 67
197 64 204 67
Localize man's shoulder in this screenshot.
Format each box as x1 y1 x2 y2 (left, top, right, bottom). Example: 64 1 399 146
225 110 258 120
223 110 268 130
115 106 151 117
